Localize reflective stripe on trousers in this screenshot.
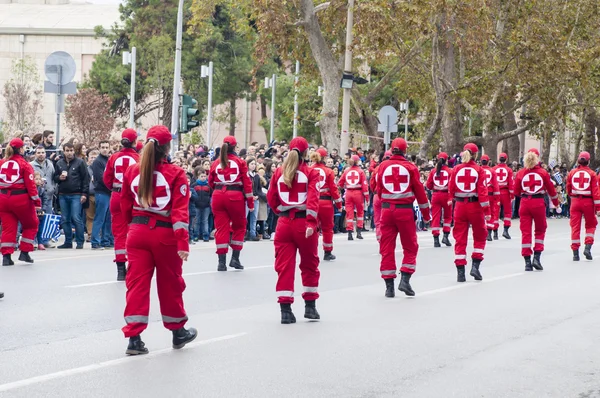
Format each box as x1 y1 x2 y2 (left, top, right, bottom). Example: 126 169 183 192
125 315 149 324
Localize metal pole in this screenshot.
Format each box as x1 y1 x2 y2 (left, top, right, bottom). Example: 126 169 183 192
404 101 408 141
171 0 184 155
206 61 214 148
293 61 300 138
129 47 136 129
340 0 355 155
55 65 62 145
269 74 276 143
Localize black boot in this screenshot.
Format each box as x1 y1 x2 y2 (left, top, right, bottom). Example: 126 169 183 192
384 278 395 298
584 244 593 260
356 230 363 240
18 252 34 263
280 303 296 324
229 250 244 270
573 249 580 261
115 262 125 280
433 235 441 248
532 251 543 270
493 230 499 240
442 233 452 247
0 292 3 299
398 271 415 296
323 251 336 261
487 230 493 242
470 259 483 281
304 300 320 320
457 266 466 283
217 253 227 271
502 227 511 239
172 327 198 349
524 256 533 271
348 231 353 241
2 254 14 266
126 335 149 355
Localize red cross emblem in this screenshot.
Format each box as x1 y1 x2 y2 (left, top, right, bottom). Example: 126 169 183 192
572 170 591 191
345 170 360 187
131 171 171 210
277 171 308 204
495 167 508 183
484 169 493 186
316 167 327 190
382 164 410 193
114 155 137 183
455 167 478 192
433 170 449 188
0 160 20 184
521 172 543 194
215 160 239 183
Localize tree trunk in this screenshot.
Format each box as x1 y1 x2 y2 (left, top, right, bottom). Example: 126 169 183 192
541 126 553 165
260 95 269 141
583 106 597 167
229 97 237 136
161 88 172 131
502 99 520 163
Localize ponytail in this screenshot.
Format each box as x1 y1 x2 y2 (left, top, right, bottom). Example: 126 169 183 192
219 143 229 169
461 150 472 163
282 149 300 188
524 152 538 169
310 151 322 164
137 141 169 208
121 139 133 149
4 145 14 160
436 157 446 176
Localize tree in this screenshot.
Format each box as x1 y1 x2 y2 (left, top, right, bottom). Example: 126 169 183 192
2 57 43 136
65 88 116 147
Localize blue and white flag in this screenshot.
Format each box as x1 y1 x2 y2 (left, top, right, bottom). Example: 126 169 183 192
549 159 557 168
553 172 562 185
40 214 62 240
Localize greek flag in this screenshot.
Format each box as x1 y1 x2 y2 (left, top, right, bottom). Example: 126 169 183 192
549 159 557 168
40 214 62 240
414 200 422 222
553 172 562 185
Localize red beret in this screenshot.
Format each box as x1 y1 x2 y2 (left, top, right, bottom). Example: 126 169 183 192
499 152 508 160
481 154 490 162
384 150 392 159
289 137 309 154
351 154 361 162
121 128 137 143
316 148 328 158
464 143 478 154
528 148 540 156
438 152 448 160
223 136 237 147
146 125 172 146
391 138 407 152
579 151 590 161
9 138 24 149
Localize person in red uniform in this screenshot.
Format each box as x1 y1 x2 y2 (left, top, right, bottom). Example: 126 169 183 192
494 153 514 239
120 125 197 355
513 148 559 271
103 129 140 281
267 137 320 324
338 154 369 240
370 150 391 242
448 143 491 282
480 154 500 242
377 138 430 297
566 151 600 261
310 148 342 261
209 136 253 271
426 152 452 248
0 138 41 266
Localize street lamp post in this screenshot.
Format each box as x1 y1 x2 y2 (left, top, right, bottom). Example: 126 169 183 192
170 0 184 155
122 47 136 129
201 62 214 148
339 0 355 156
265 74 277 143
293 61 300 138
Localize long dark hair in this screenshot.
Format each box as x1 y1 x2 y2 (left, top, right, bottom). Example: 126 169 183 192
219 142 234 169
436 157 446 176
137 140 170 208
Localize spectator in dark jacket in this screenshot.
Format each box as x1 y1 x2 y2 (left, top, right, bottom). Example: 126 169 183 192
193 170 212 242
186 174 197 244
90 141 113 249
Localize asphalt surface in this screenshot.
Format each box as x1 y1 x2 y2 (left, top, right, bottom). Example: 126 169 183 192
1 219 600 397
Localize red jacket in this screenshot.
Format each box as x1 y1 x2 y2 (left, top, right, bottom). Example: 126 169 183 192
425 165 451 192
370 164 380 194
376 155 430 220
338 165 369 201
208 153 253 208
494 163 514 195
566 166 600 211
103 148 140 191
120 161 190 252
267 160 320 230
312 162 342 210
513 165 559 207
0 154 41 207
448 160 490 216
481 165 500 197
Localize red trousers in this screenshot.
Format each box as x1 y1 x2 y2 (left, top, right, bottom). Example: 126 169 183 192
345 189 364 230
380 206 418 278
317 199 335 252
487 195 499 231
430 191 451 236
453 201 487 266
274 216 320 304
110 192 128 263
519 197 546 256
497 190 512 229
373 194 382 240
211 190 246 254
570 198 596 250
0 192 38 255
122 223 188 337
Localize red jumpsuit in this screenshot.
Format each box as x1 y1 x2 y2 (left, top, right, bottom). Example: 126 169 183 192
208 154 253 255
425 166 452 237
338 165 369 231
513 166 559 257
481 165 500 232
370 166 382 241
120 161 190 337
104 148 140 264
493 163 514 230
0 155 40 255
448 161 491 266
566 166 600 250
267 161 320 304
377 155 430 278
312 162 342 252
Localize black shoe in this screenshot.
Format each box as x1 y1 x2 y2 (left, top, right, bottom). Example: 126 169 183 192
348 231 353 241
502 227 511 239
117 262 127 281
524 256 533 271
356 230 363 240
57 243 73 249
442 233 452 247
532 251 543 270
470 260 483 281
457 266 466 283
384 278 395 298
18 252 33 264
0 292 3 299
304 300 320 320
493 230 499 240
126 335 149 355
263 233 271 240
172 327 198 349
433 236 441 248
217 253 227 271
280 303 296 324
573 249 580 261
584 244 593 260
398 271 415 296
323 251 336 261
487 230 493 242
76 244 84 250
2 255 14 266
229 250 244 270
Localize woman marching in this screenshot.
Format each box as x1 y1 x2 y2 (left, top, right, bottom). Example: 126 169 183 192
513 148 559 271
338 155 369 240
425 152 452 248
120 125 196 355
370 150 391 242
208 136 254 271
267 137 321 324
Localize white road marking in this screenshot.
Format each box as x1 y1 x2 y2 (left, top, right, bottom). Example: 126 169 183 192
33 245 215 263
0 332 247 393
418 272 524 296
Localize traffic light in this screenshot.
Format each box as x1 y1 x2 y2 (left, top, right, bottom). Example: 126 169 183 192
180 94 199 133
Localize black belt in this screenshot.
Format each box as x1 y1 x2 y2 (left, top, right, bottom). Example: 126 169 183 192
572 195 592 199
131 216 173 228
0 189 27 195
279 210 307 218
522 194 544 199
216 185 243 192
112 187 122 193
346 188 362 190
319 195 332 200
382 202 413 209
455 197 479 203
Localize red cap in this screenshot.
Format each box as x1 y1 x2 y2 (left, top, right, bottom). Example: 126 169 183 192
351 155 360 163
9 138 24 149
316 148 328 158
438 152 448 160
499 152 508 160
579 151 590 161
223 136 237 147
136 141 144 151
391 138 407 152
289 137 308 154
121 128 137 143
384 150 392 159
146 125 172 146
528 148 540 156
481 154 490 162
464 143 478 154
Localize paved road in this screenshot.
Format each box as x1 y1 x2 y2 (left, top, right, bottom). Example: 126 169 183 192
1 219 600 397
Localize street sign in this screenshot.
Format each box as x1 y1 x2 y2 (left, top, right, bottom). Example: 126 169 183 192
44 51 76 85
377 106 399 148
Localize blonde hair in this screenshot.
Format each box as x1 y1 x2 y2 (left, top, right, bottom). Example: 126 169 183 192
524 152 539 169
310 152 322 163
4 145 14 159
461 150 474 163
282 149 304 188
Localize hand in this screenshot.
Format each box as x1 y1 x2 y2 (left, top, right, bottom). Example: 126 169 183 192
485 215 491 221
248 207 255 212
178 251 189 261
253 196 258 201
556 207 562 214
59 175 67 181
447 201 452 207
305 227 314 238
423 217 431 223
596 211 600 217
80 196 87 204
